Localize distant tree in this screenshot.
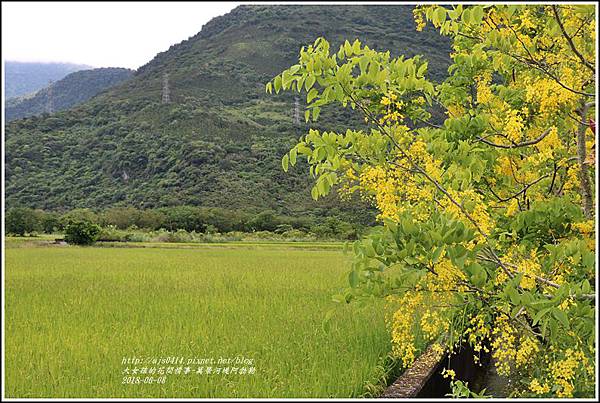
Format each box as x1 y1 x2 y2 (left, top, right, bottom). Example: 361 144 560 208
311 217 357 240
103 207 139 229
5 207 40 236
158 206 202 232
36 210 60 234
248 211 281 232
135 209 166 230
60 208 99 229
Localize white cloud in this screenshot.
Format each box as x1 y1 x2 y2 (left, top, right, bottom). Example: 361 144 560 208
1 1 240 69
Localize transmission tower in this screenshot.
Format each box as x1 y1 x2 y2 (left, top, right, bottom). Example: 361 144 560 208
162 73 171 103
46 80 54 113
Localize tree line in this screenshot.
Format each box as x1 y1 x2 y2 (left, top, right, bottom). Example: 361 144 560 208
5 206 363 240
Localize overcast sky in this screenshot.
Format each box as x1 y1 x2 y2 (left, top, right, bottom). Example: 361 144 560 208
2 2 240 69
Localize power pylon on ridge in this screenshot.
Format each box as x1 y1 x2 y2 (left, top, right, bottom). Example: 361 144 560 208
46 80 54 113
162 73 171 104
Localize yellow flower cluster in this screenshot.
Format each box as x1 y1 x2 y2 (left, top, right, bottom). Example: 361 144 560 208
446 104 464 118
432 343 445 356
572 219 595 251
359 165 402 220
505 198 520 217
562 167 581 199
518 8 536 30
525 77 579 119
442 368 456 380
413 8 426 32
528 347 595 397
504 109 525 142
558 296 575 311
495 155 513 177
420 309 449 341
516 249 541 290
533 126 562 162
529 378 551 395
465 314 491 364
429 258 467 291
357 139 442 221
409 140 443 182
438 189 495 237
572 220 595 235
387 291 423 367
476 72 493 105
491 315 517 376
379 91 405 124
388 259 462 368
549 350 586 398
337 167 359 201
515 336 540 368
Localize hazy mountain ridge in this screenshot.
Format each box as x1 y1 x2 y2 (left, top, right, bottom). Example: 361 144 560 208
4 61 91 98
5 68 134 122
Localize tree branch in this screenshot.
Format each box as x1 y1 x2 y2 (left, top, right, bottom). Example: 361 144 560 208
492 174 550 203
575 102 594 218
552 5 595 72
477 127 552 149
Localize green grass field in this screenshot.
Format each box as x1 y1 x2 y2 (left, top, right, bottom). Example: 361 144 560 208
5 241 395 398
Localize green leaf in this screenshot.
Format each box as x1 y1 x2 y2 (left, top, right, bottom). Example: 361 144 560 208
532 307 552 325
344 40 352 57
472 6 484 23
265 82 272 94
431 246 444 263
352 39 361 54
305 75 316 91
582 279 591 294
281 70 293 89
417 62 428 77
552 308 569 328
274 75 282 93
281 154 289 172
307 88 318 103
359 56 369 74
506 285 520 305
289 148 297 165
312 106 321 121
311 186 319 200
434 7 447 24
462 8 471 24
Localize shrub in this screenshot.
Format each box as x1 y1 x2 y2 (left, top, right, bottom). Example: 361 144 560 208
64 221 101 245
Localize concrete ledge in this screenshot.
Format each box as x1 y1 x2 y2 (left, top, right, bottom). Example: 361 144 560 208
381 344 445 398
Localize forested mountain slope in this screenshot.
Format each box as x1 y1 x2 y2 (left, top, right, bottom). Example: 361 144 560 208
5 5 451 220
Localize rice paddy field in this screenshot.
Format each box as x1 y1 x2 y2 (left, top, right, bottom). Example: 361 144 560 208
4 239 395 398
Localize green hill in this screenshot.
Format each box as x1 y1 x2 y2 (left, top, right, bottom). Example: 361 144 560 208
5 5 451 221
5 68 134 122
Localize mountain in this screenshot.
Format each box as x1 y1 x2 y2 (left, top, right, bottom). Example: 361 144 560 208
4 61 91 99
5 68 134 122
5 5 451 220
